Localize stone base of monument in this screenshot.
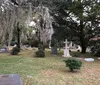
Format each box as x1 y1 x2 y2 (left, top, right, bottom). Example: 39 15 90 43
62 48 72 58
0 74 22 85
62 55 72 58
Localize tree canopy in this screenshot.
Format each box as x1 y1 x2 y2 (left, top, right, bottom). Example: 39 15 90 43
0 0 100 53
52 0 100 53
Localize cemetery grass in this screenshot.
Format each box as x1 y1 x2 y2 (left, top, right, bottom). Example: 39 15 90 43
0 49 100 85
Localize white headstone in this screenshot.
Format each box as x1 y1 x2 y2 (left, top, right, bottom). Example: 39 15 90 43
0 74 22 85
63 39 71 57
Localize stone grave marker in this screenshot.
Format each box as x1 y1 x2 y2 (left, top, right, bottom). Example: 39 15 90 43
63 39 71 57
0 47 8 53
0 74 22 85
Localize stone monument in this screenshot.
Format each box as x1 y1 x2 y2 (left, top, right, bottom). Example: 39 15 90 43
63 39 71 57
0 74 22 85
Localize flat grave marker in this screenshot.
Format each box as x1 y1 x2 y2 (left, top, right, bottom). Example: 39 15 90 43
0 74 22 85
0 48 8 53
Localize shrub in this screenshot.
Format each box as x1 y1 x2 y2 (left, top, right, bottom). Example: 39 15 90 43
94 48 100 57
35 50 45 57
73 53 80 57
38 42 45 51
91 45 100 56
64 58 82 72
11 47 20 55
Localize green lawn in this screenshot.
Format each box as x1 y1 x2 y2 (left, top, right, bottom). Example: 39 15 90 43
0 50 100 85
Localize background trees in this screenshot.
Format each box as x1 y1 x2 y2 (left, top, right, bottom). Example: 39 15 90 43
0 0 100 54
52 0 100 53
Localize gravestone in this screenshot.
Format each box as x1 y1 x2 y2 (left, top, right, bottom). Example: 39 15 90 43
0 74 22 85
63 39 71 57
51 47 58 54
0 47 8 53
84 58 94 62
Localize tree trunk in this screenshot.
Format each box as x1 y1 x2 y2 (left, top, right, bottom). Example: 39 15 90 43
80 35 87 53
80 20 86 53
38 42 45 51
81 44 86 53
17 22 20 50
70 68 74 72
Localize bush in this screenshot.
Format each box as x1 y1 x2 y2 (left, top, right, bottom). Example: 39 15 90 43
38 43 45 51
94 48 100 57
35 50 45 57
91 45 100 56
73 53 80 57
64 58 82 72
11 47 20 55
